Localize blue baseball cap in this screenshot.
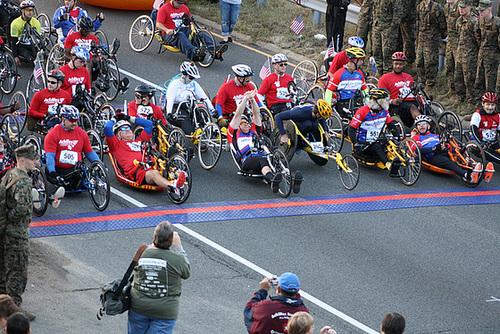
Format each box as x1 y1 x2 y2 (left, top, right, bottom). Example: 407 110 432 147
278 272 300 293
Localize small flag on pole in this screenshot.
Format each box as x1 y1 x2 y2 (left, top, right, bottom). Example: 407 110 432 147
259 58 271 80
324 41 335 60
33 60 43 85
290 14 305 35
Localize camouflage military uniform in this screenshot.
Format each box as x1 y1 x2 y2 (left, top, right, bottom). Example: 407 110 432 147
416 0 447 87
0 167 32 306
371 0 404 75
477 14 500 93
455 6 480 102
443 1 461 92
356 0 372 48
399 0 417 64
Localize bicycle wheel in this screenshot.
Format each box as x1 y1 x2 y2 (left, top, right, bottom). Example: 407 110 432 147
194 105 212 129
423 100 445 119
78 112 92 131
338 153 359 190
437 111 462 143
398 138 421 186
9 90 27 133
272 149 292 198
129 15 155 53
366 76 378 91
94 30 109 51
0 53 17 95
272 120 297 162
194 28 216 68
36 13 51 39
326 112 343 154
462 141 486 188
305 83 325 102
0 113 20 142
198 123 222 170
46 43 65 73
168 127 188 152
96 103 115 135
26 73 46 103
165 154 191 204
31 166 48 217
385 116 407 139
260 107 274 138
93 92 109 108
21 134 41 156
88 160 110 211
292 60 318 94
87 129 103 161
98 58 120 101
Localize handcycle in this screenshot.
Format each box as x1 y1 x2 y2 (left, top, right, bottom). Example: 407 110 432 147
351 126 422 186
108 139 192 204
0 90 27 141
272 114 361 190
420 111 487 187
128 13 218 68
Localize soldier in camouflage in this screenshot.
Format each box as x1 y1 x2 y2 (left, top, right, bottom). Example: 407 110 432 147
439 0 461 99
416 0 447 95
476 0 499 94
356 0 372 49
399 0 417 65
0 145 39 321
370 0 403 76
455 0 481 108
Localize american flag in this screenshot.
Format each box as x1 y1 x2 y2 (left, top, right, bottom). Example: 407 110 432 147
290 15 304 35
324 41 335 60
259 59 271 80
33 60 43 85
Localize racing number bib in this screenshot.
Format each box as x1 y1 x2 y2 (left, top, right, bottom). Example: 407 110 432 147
366 129 380 142
482 129 496 141
59 150 78 165
311 141 324 153
276 87 288 100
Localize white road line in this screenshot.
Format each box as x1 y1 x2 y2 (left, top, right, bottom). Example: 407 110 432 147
110 190 377 334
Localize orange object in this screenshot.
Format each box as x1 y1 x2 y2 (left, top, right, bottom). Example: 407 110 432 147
79 0 154 11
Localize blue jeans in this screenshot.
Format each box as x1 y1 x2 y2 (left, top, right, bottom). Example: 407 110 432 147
163 27 215 61
128 309 177 334
219 0 241 36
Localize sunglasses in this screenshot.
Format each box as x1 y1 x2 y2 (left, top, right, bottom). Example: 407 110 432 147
24 8 34 12
187 75 195 81
240 121 250 126
120 126 131 132
135 93 147 99
47 80 58 84
66 119 78 123
277 63 287 67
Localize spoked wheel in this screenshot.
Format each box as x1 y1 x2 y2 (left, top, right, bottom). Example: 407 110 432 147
36 13 52 39
31 166 48 217
0 53 17 95
385 117 407 139
0 113 21 143
305 83 325 102
193 105 212 129
165 154 191 204
195 28 216 68
326 112 344 154
292 60 318 95
423 101 445 119
272 120 297 162
46 43 65 73
78 112 92 131
338 154 359 190
96 58 120 101
93 92 109 109
94 30 109 51
87 129 103 161
26 73 46 103
272 149 292 198
198 123 222 170
462 141 486 188
259 107 275 138
88 160 110 211
437 111 462 143
366 76 379 91
21 134 42 156
129 15 155 53
9 91 27 133
133 126 144 139
398 138 421 186
96 103 115 135
168 127 189 153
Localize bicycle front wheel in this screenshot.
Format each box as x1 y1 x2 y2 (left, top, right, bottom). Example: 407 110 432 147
272 149 292 198
198 123 222 170
87 129 103 161
338 154 359 190
0 53 17 95
129 15 155 53
26 73 46 103
46 43 65 73
195 28 216 68
292 60 318 94
9 91 27 133
462 141 486 188
398 138 421 186
0 113 21 143
31 166 48 217
165 154 192 204
98 58 120 101
89 160 110 211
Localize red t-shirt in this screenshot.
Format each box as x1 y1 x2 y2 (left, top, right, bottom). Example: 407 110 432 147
127 101 168 126
59 63 91 97
157 2 191 31
28 88 72 118
64 31 98 52
216 80 261 117
106 130 152 183
378 72 416 101
327 50 348 76
257 72 293 107
44 124 92 169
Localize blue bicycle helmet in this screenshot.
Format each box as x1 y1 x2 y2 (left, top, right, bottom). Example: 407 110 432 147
60 105 80 121
348 36 364 48
20 0 35 9
71 46 90 62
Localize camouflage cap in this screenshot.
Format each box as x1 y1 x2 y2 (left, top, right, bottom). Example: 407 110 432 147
15 144 39 159
458 0 474 7
477 0 492 10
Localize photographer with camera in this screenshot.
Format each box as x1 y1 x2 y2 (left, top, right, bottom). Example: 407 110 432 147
244 272 309 334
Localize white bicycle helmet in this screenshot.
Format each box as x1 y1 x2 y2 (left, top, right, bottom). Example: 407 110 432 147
271 53 288 64
232 64 254 77
113 120 132 134
180 61 200 79
348 36 365 48
415 115 431 125
60 105 80 121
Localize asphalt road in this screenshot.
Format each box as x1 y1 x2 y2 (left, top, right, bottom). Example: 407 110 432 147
11 1 500 333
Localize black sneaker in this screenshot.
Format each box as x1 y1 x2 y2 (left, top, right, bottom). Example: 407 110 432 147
291 171 303 194
389 157 402 177
194 46 206 61
271 173 282 193
215 44 228 59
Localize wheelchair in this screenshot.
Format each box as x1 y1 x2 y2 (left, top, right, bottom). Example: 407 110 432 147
272 115 360 190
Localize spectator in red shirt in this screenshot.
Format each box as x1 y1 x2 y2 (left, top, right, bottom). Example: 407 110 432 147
258 53 294 115
327 36 365 79
378 52 421 128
